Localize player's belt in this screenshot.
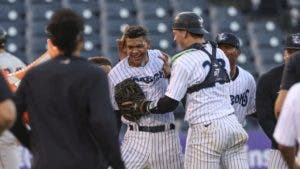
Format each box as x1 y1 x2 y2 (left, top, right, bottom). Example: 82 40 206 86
128 123 175 133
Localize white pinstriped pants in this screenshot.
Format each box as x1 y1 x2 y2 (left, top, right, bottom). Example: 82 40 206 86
185 114 249 169
121 128 183 169
0 143 20 169
268 149 288 169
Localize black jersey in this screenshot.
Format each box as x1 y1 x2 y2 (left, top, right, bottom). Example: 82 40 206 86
256 64 284 149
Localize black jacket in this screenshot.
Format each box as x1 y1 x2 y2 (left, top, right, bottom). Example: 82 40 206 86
256 64 283 149
12 56 124 169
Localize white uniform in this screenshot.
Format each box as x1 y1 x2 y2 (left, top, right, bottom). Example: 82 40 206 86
274 83 300 166
0 51 25 169
166 44 249 169
229 66 256 126
108 49 183 169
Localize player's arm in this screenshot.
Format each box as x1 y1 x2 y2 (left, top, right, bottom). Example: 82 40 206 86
0 73 16 134
139 60 189 114
88 71 124 169
275 56 297 117
247 75 257 118
7 41 59 91
274 84 299 169
278 145 296 169
256 74 277 143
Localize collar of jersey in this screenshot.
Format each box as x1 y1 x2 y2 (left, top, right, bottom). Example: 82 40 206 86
171 48 198 63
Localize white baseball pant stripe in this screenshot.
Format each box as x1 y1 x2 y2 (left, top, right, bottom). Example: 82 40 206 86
185 114 249 169
268 149 288 169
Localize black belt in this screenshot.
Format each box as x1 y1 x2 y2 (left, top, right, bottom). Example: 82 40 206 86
128 123 175 133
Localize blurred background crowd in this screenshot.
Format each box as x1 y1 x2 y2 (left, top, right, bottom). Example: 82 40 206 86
1 0 300 168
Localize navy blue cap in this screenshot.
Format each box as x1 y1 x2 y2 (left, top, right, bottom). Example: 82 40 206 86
215 32 240 49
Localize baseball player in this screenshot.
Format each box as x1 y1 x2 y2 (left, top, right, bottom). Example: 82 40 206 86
273 82 300 169
215 32 256 127
257 33 300 169
0 26 26 169
108 25 183 169
122 12 249 169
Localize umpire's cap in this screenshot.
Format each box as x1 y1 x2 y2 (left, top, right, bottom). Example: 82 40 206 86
216 32 241 49
172 11 209 35
285 33 300 50
0 26 7 45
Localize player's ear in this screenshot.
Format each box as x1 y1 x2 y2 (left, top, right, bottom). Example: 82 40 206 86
47 39 60 57
236 48 241 56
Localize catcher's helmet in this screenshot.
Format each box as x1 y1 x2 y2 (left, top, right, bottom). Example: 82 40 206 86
216 32 241 49
0 26 7 45
172 12 209 35
285 33 300 50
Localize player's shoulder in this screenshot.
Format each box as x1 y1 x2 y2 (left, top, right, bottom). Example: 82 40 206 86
148 49 161 57
289 82 300 93
237 66 255 79
260 64 284 81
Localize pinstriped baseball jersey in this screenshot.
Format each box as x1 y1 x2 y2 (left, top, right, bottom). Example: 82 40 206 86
0 51 25 73
274 83 300 165
108 49 183 169
229 66 256 126
165 43 234 124
109 49 175 126
166 43 248 169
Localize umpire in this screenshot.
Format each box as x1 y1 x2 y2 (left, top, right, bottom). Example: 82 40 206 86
11 9 124 169
256 33 300 169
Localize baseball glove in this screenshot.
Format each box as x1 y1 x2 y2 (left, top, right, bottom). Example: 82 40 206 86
114 78 148 122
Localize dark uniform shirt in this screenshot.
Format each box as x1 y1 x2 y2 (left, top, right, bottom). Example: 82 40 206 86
256 64 284 149
281 52 300 89
0 73 12 101
12 56 124 169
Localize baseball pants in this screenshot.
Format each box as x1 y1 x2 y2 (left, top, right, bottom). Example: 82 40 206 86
185 114 249 169
121 125 183 169
268 149 288 169
0 131 21 169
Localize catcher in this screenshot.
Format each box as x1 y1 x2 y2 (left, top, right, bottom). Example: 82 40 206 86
108 25 183 169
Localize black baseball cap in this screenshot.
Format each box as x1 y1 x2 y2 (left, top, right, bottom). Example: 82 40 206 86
285 33 300 50
215 32 240 49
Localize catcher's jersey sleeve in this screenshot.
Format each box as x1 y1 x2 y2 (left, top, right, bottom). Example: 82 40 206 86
274 83 300 147
165 50 208 101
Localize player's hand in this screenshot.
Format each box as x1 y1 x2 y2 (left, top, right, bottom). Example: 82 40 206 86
120 100 150 114
159 51 171 78
117 25 129 60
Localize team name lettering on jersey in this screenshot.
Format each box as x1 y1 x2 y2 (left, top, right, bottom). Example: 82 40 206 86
132 71 164 84
230 89 249 107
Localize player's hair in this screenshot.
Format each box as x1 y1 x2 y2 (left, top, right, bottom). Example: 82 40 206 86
88 56 112 66
124 25 148 39
189 32 204 38
46 8 84 57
